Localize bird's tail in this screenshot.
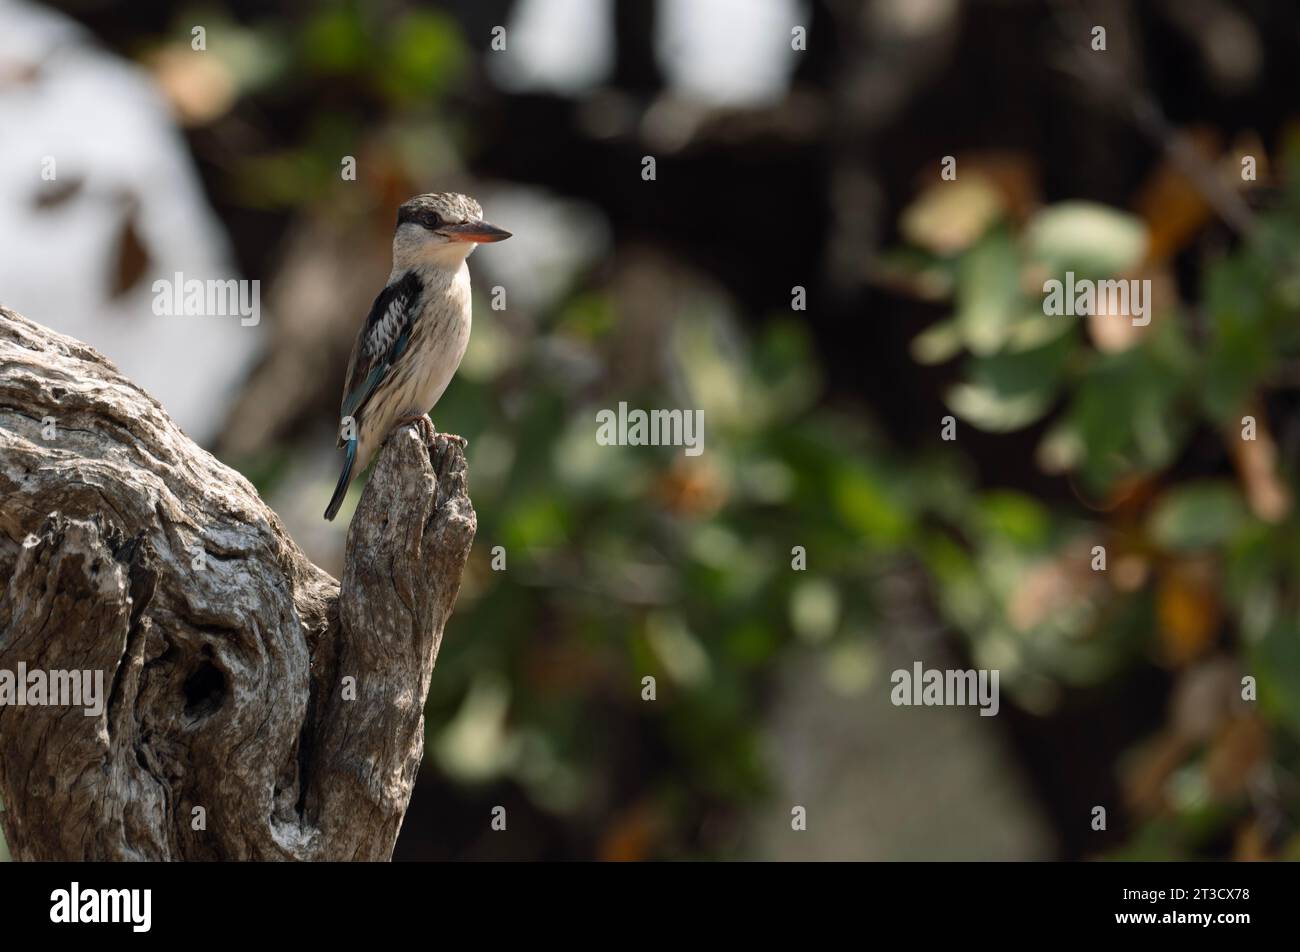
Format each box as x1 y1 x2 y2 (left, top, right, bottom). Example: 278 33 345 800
324 438 358 521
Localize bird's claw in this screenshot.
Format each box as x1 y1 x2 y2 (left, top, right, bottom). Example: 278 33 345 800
394 415 465 449
392 413 434 443
415 416 438 446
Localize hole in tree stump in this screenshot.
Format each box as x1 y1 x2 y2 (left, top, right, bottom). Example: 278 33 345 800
182 658 227 718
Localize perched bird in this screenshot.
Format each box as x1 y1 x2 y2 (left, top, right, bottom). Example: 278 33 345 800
324 192 510 520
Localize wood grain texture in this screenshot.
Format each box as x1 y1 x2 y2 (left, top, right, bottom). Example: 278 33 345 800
0 306 475 860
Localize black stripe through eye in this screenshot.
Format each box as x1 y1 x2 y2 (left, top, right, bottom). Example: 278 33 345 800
396 206 444 230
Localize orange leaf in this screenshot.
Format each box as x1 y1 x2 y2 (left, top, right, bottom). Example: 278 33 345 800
1131 127 1221 263
597 801 664 862
1156 559 1219 666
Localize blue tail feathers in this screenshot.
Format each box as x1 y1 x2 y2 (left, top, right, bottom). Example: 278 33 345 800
324 439 357 521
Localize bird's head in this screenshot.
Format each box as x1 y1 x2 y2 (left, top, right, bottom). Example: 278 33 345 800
393 192 510 269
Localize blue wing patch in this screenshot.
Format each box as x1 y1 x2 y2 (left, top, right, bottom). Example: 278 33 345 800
339 270 424 426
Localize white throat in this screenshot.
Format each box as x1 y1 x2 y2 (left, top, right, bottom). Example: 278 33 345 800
392 221 474 274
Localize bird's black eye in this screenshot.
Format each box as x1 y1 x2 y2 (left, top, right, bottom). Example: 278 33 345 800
396 206 443 230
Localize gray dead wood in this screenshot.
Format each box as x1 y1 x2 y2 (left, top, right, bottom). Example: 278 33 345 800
0 306 476 860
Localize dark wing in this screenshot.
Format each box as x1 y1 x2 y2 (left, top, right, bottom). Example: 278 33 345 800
339 270 424 428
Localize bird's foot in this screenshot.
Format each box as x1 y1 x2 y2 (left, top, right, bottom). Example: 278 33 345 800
394 414 467 449
395 413 438 445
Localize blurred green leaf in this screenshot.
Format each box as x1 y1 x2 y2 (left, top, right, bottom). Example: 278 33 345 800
912 319 963 364
1250 623 1300 740
1025 202 1148 276
977 491 1052 547
1149 482 1248 550
955 227 1023 355
831 465 912 545
302 6 370 74
946 381 1053 432
379 11 466 102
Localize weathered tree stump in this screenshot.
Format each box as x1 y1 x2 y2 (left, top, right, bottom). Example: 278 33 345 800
0 306 475 860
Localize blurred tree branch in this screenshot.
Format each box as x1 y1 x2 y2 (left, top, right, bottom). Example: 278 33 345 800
0 307 475 860
1053 0 1257 236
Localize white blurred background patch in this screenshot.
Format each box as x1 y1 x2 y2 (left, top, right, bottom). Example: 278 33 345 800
0 0 260 444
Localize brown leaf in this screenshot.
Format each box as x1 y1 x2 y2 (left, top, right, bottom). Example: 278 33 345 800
655 457 728 519
1131 127 1221 263
597 800 664 862
1232 820 1272 861
950 151 1041 222
1156 558 1219 667
110 205 151 300
31 177 85 211
1122 732 1189 816
1205 714 1269 799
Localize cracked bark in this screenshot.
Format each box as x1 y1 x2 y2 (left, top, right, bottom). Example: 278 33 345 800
0 306 476 860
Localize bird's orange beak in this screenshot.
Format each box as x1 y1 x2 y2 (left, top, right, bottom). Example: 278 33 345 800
444 220 511 243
